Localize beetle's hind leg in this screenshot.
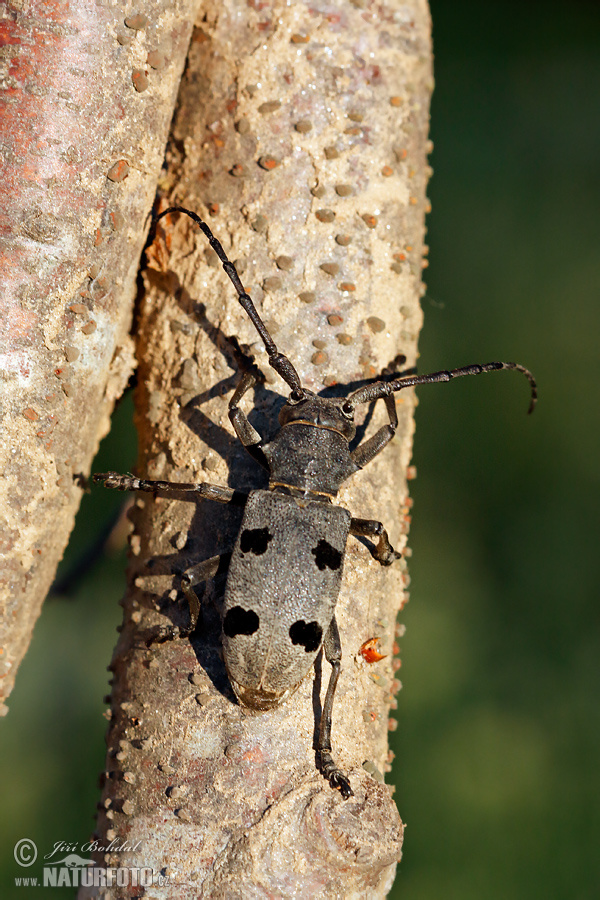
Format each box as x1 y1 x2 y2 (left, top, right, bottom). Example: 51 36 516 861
180 553 232 634
146 553 232 648
317 616 353 799
94 472 241 643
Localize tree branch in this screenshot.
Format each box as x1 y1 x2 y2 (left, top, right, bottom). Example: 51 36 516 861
0 0 201 710
88 0 432 894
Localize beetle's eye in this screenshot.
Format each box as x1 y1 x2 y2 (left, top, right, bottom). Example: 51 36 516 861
290 389 304 403
342 401 354 417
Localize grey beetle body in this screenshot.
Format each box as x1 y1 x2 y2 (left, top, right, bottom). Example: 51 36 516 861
223 489 351 710
95 205 537 799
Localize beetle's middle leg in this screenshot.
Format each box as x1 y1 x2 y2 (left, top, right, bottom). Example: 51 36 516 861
317 616 353 799
93 473 247 505
350 517 401 566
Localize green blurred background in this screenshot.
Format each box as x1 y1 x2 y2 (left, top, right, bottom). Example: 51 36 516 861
2 1 598 896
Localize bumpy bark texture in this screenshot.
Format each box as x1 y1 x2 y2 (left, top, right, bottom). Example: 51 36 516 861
0 0 200 710
87 0 432 896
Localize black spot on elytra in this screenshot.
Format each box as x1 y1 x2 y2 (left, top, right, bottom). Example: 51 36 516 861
289 619 323 653
240 527 273 555
311 539 342 571
223 606 259 638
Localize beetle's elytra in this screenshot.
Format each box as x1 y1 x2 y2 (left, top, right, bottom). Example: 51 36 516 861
95 206 537 799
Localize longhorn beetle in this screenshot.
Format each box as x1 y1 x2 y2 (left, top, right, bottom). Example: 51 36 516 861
95 206 537 799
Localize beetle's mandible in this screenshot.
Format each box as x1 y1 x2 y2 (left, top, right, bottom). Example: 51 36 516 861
95 206 537 799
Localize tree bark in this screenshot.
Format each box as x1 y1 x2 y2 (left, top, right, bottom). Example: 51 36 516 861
86 0 432 895
0 0 200 710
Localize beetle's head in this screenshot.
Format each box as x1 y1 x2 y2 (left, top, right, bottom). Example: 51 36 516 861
279 389 357 441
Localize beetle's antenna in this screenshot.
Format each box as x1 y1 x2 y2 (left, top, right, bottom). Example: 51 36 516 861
346 361 537 414
151 206 303 395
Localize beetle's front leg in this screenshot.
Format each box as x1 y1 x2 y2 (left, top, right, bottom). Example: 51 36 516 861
350 517 401 566
347 357 416 470
228 371 269 469
350 395 398 470
317 616 353 799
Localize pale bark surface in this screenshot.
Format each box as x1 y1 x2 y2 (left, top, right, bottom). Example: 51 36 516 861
0 0 200 710
86 0 432 896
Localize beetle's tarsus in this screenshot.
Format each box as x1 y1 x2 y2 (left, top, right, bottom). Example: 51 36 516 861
320 752 353 799
93 471 136 491
145 624 185 647
382 548 402 567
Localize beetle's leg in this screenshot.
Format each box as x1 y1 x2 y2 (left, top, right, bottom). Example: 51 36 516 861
350 394 398 470
350 517 401 566
318 616 353 799
228 372 269 469
148 553 232 646
93 473 247 505
96 475 242 641
379 352 409 379
181 552 232 634
349 354 413 470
